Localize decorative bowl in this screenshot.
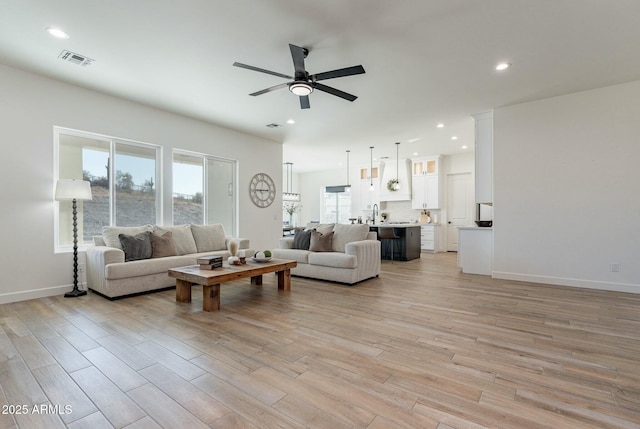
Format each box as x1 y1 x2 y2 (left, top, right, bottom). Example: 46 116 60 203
252 257 272 263
475 220 493 227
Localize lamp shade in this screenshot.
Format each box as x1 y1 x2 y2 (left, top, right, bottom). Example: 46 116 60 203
55 179 92 201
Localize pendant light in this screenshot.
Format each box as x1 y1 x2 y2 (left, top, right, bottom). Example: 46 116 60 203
369 146 375 191
394 142 401 190
326 150 353 193
283 162 300 201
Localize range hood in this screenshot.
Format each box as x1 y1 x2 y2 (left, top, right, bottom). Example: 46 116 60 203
379 159 412 201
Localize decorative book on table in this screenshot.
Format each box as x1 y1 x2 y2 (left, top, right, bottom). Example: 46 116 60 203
198 255 223 270
197 256 222 264
199 263 222 270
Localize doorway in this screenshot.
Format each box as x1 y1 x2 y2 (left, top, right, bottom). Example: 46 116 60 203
446 172 473 251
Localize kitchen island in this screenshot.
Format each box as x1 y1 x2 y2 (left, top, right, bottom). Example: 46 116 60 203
369 224 421 261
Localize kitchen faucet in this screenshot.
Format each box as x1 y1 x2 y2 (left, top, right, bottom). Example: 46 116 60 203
372 204 379 225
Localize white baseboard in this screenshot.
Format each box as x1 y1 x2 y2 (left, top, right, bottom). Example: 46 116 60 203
492 271 640 294
0 283 88 304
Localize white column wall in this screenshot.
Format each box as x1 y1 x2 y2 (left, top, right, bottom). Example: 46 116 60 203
493 80 640 293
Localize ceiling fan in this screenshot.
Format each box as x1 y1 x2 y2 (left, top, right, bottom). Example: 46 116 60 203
233 44 365 109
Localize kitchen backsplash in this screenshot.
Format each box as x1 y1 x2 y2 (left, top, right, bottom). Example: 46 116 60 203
377 200 442 224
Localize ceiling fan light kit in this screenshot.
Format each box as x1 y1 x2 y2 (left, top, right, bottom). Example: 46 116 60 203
289 82 313 96
234 43 365 109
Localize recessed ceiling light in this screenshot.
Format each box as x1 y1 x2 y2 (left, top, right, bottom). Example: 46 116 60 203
286 119 295 124
462 145 468 149
436 123 444 128
407 137 421 143
451 136 458 141
46 27 69 39
495 62 511 71
413 152 419 156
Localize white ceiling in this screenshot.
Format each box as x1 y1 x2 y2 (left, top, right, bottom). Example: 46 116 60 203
2 1 640 172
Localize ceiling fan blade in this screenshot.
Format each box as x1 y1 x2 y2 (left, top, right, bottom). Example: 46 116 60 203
249 83 289 96
233 62 292 80
314 83 358 102
312 65 365 81
289 44 307 77
299 95 310 109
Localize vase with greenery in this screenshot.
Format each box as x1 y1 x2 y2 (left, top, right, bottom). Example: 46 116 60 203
283 202 302 227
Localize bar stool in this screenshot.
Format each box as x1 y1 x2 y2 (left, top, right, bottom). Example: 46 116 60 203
378 227 400 263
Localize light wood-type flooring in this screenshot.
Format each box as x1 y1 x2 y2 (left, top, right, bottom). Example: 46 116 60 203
1 252 639 428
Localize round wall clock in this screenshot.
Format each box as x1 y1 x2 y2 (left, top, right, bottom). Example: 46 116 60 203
249 173 276 207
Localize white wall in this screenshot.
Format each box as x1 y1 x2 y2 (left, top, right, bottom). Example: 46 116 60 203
0 64 283 303
297 169 341 225
493 80 640 293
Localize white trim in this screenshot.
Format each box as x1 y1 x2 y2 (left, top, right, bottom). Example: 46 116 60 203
0 283 87 305
492 271 640 294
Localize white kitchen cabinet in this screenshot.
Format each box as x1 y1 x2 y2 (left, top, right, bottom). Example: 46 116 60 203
458 227 493 275
412 156 442 209
358 165 380 213
420 224 443 252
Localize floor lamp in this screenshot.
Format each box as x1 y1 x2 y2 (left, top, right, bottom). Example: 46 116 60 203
55 179 92 298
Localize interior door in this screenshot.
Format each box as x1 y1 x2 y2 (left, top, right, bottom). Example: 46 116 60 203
447 172 473 251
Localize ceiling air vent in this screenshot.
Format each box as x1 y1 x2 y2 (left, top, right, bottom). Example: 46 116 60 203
58 50 94 67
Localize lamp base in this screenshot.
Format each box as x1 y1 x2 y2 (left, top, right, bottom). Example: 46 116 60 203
64 288 87 298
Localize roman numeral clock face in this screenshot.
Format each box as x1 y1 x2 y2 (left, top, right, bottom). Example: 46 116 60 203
249 173 276 207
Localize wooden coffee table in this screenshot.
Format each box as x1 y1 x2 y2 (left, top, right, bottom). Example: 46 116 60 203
168 258 297 312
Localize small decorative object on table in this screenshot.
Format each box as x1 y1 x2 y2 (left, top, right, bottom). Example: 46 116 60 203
227 239 242 264
252 250 272 262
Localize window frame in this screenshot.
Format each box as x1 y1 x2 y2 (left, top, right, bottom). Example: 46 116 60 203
54 126 162 253
172 149 238 236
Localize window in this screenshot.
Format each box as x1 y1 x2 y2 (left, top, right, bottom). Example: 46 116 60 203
320 187 351 224
172 151 237 236
55 127 160 250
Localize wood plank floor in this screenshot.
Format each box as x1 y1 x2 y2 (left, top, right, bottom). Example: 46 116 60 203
1 252 639 428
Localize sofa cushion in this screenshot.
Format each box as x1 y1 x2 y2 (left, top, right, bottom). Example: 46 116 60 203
305 223 334 234
270 248 311 264
118 232 152 262
309 230 334 252
150 231 178 258
292 228 312 250
332 223 370 252
191 224 227 252
102 225 153 249
104 254 196 280
308 252 357 269
154 225 197 255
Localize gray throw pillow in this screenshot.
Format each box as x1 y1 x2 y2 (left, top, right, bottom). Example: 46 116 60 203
309 230 334 252
292 228 312 250
118 231 152 262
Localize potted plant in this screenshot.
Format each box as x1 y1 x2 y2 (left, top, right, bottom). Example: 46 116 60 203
283 202 302 227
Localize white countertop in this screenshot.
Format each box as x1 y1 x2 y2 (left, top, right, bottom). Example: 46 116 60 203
371 223 423 227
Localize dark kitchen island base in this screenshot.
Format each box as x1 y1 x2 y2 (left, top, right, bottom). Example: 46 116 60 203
370 225 421 261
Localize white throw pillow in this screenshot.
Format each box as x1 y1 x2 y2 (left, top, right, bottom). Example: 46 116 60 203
153 225 198 255
191 224 227 252
102 225 153 249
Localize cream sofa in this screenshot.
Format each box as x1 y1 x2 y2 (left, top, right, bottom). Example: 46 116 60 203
86 224 251 299
271 223 380 284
